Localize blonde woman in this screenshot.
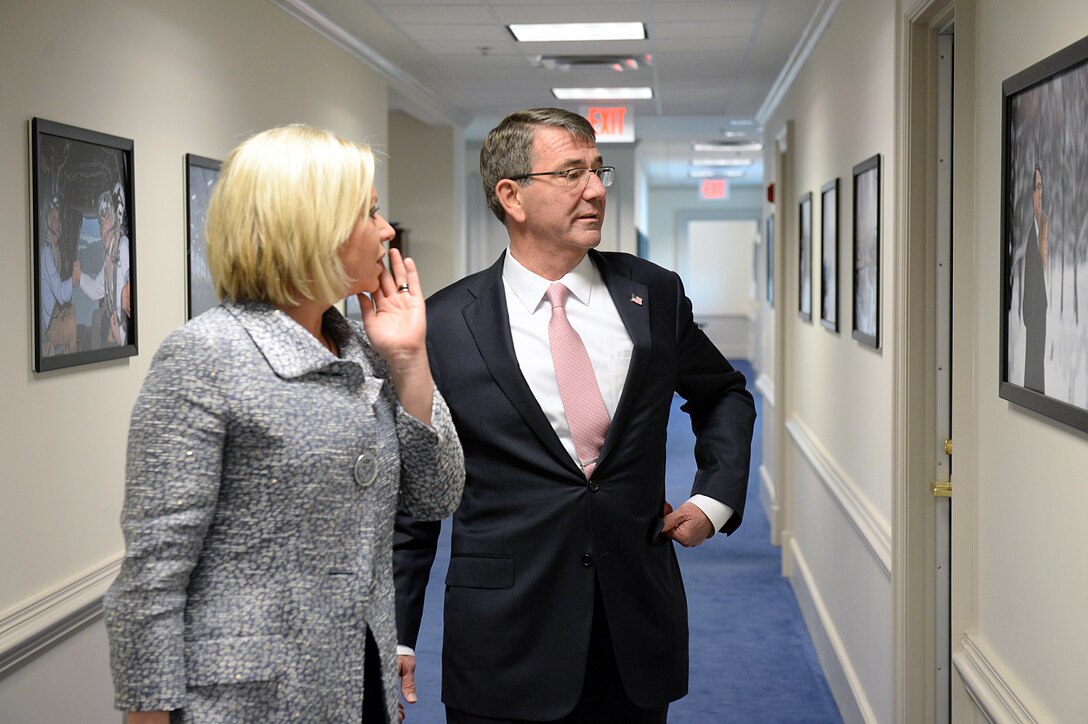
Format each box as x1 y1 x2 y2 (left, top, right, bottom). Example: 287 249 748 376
104 125 464 723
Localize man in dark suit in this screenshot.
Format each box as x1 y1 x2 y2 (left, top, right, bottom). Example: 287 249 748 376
394 108 755 723
1021 165 1048 393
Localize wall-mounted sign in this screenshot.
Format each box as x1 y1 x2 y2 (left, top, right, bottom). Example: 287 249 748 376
583 106 634 143
701 179 728 200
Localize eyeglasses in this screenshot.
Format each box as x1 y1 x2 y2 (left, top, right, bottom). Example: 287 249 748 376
507 166 615 189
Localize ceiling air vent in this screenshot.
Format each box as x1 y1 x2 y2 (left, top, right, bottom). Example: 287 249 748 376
533 55 645 72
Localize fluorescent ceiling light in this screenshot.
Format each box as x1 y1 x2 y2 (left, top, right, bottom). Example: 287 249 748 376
509 22 647 43
689 169 747 178
690 158 753 167
692 142 763 153
552 87 652 100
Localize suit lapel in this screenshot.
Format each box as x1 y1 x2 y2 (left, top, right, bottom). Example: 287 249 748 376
592 251 652 469
462 253 579 473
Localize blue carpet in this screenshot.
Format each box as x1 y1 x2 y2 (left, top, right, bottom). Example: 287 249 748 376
401 360 841 723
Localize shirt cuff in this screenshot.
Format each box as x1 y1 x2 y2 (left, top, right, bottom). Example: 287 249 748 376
397 644 416 657
687 494 734 534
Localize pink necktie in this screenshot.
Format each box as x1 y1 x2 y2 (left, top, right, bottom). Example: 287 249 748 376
546 282 610 478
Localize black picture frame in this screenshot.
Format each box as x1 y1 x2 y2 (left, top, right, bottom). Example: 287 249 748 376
185 154 222 320
766 213 775 306
820 178 840 333
799 192 813 322
999 34 1088 433
853 154 882 349
32 118 137 372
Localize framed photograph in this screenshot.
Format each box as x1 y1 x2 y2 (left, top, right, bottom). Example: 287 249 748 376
32 118 136 372
186 154 221 320
798 192 813 322
820 178 840 332
853 154 882 349
1000 35 1088 433
766 213 775 306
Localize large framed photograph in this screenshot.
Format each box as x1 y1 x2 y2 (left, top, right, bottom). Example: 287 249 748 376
766 213 775 306
820 178 840 332
853 155 882 348
31 118 136 372
186 154 221 319
799 192 813 322
1000 35 1088 433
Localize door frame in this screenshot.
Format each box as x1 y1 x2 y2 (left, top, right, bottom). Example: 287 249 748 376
893 0 978 720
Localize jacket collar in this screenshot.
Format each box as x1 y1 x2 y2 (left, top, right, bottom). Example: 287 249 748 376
224 300 364 379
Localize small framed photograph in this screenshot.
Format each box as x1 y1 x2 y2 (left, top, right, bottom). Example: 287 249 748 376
820 178 840 333
1000 34 1088 433
852 154 882 349
799 192 813 322
766 213 775 306
185 154 222 319
32 118 137 372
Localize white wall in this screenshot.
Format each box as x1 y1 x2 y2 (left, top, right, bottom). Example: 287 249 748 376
388 111 465 296
0 0 390 718
759 0 1088 722
956 1 1088 721
762 0 897 719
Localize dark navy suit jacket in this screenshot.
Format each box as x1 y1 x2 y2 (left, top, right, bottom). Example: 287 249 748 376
394 250 755 719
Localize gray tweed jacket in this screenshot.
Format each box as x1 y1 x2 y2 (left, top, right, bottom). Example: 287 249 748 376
104 301 464 722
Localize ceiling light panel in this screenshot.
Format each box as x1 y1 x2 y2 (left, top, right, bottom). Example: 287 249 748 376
552 87 653 99
509 22 646 42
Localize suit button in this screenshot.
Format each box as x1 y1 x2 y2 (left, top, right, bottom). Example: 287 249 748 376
588 480 599 492
353 452 378 488
581 554 593 567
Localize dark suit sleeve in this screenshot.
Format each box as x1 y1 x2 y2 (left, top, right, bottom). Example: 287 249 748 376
672 272 756 535
393 511 442 649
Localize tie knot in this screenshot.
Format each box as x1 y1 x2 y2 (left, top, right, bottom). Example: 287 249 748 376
546 282 570 309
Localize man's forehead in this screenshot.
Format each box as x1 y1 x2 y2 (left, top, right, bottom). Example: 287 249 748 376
532 127 600 160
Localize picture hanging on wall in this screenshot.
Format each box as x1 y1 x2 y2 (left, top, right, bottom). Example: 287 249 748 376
852 154 882 349
820 178 840 333
186 154 221 320
999 34 1088 433
31 118 137 372
766 213 775 306
798 192 813 322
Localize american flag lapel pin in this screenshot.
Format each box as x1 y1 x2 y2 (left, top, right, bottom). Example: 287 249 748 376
629 293 643 306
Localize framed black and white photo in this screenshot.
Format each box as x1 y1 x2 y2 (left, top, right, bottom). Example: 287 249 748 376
853 155 881 348
185 154 221 320
799 192 813 322
766 213 775 306
32 118 137 372
820 178 839 333
1000 34 1088 433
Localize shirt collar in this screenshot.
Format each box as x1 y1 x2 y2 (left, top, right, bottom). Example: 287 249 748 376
502 250 598 314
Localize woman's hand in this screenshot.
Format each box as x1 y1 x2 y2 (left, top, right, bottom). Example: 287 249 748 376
360 248 434 424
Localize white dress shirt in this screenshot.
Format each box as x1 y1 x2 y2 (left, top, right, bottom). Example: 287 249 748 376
502 251 732 531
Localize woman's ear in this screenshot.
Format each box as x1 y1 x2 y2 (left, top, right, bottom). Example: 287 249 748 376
495 179 526 225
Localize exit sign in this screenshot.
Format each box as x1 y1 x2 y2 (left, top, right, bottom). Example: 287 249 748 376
701 179 728 199
583 106 634 143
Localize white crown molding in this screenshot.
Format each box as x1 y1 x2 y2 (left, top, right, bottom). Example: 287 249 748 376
0 554 122 675
269 0 471 128
786 415 892 577
755 0 843 126
953 632 1045 724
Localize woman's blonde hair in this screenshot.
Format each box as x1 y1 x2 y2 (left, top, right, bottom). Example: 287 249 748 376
206 124 375 307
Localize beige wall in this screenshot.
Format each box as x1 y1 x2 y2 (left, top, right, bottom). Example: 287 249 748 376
760 0 1088 721
388 111 464 297
960 0 1088 720
0 0 389 717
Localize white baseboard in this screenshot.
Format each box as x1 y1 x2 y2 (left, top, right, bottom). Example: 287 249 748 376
788 537 874 724
953 632 1046 723
0 554 122 675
